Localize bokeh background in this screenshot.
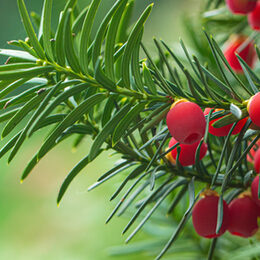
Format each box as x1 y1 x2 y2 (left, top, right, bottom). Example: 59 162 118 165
0 0 197 259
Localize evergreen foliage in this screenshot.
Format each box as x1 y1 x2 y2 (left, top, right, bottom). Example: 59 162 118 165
0 0 259 258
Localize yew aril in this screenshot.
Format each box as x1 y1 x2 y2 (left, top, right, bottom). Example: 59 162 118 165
169 137 207 166
248 1 260 31
248 92 260 128
226 0 257 14
223 35 257 73
166 101 206 144
204 108 247 136
251 175 260 206
192 192 229 238
228 194 258 238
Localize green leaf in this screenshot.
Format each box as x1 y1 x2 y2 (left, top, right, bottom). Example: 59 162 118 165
0 63 38 72
211 37 252 97
112 102 145 146
116 1 134 43
28 82 87 137
8 82 63 163
92 0 127 68
18 40 38 58
64 10 81 73
3 83 47 109
0 78 29 99
200 65 234 99
94 56 116 91
0 49 37 61
37 93 105 159
40 0 54 60
110 164 146 201
58 124 94 140
72 6 89 34
156 187 202 260
125 179 188 243
211 122 237 187
89 103 131 161
131 29 144 92
54 0 77 66
0 131 21 159
0 108 20 123
236 54 259 94
122 178 171 235
104 1 127 80
79 0 101 73
17 0 45 59
101 95 116 127
0 66 53 81
121 4 153 89
0 114 66 161
2 93 47 138
207 238 218 260
212 108 248 128
142 62 157 95
89 162 137 191
106 172 147 223
97 160 129 182
57 155 90 205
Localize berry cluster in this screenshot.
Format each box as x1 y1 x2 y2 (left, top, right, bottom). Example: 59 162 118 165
192 143 260 239
166 94 260 239
192 189 260 239
226 0 260 30
165 100 251 166
223 1 259 72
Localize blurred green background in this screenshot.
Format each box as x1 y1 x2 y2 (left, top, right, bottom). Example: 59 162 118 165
0 0 196 259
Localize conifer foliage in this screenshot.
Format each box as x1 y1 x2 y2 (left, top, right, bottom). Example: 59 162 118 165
0 0 260 258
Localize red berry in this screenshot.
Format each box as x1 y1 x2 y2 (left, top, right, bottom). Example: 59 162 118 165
228 194 258 237
226 0 257 14
204 108 247 136
251 175 260 206
166 101 206 144
248 93 260 128
248 1 260 31
250 121 260 130
169 137 207 166
223 35 257 73
256 205 260 217
255 149 260 173
192 192 229 238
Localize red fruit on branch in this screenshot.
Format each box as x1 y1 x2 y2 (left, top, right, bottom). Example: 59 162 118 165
248 93 260 128
192 191 229 238
248 1 260 31
251 175 260 206
204 108 247 136
226 0 257 14
168 137 207 166
166 101 206 144
228 193 258 237
223 35 257 73
255 149 260 173
256 205 260 217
